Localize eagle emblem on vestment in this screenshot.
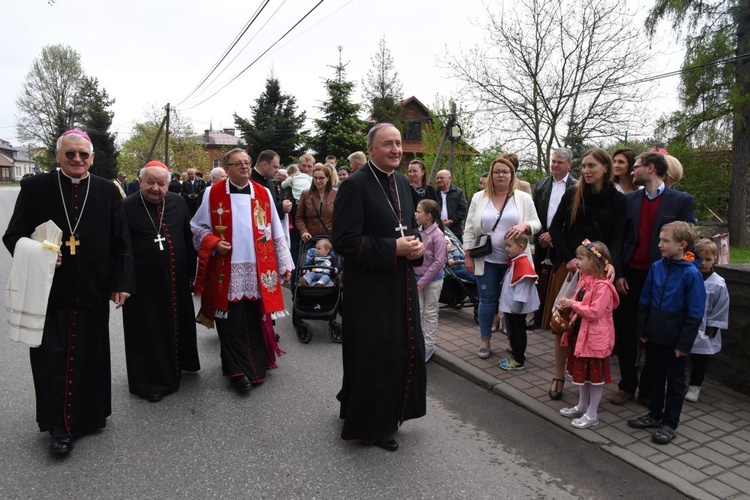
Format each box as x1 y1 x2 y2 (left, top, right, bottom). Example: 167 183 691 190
260 269 278 293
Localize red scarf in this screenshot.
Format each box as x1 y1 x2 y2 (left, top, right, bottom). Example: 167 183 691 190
194 179 286 326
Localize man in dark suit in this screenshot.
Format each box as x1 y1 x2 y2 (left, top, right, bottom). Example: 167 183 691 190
126 169 142 195
531 148 577 326
117 172 127 192
250 149 291 222
436 169 468 241
610 151 695 406
180 168 206 216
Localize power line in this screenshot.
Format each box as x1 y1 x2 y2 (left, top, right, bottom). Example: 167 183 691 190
174 1 271 108
186 0 290 104
179 0 326 111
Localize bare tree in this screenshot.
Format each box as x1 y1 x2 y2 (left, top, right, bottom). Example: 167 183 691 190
445 0 651 172
16 45 84 163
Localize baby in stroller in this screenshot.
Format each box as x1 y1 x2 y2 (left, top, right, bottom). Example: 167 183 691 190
298 238 339 287
446 235 476 282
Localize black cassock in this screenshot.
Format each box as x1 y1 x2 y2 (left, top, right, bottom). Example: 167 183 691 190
331 162 426 442
3 172 134 439
122 192 199 397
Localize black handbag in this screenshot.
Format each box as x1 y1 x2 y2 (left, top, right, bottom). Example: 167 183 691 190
465 196 509 258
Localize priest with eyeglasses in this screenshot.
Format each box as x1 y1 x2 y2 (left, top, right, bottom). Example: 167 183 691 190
121 161 200 404
3 129 134 457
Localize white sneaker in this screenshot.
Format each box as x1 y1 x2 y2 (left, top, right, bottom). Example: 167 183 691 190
684 385 701 402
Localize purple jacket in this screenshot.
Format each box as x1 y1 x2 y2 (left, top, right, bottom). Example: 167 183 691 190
413 223 446 289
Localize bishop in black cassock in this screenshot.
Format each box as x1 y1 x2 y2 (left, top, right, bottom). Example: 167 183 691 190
331 124 426 452
3 130 134 456
122 162 200 402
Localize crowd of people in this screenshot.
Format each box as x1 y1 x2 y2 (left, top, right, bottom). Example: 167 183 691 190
3 125 728 459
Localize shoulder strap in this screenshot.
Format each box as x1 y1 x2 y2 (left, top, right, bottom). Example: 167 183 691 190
490 194 511 232
312 190 331 234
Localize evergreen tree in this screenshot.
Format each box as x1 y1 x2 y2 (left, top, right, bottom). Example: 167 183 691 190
234 77 307 165
310 49 365 160
362 36 403 124
76 76 119 179
646 0 749 245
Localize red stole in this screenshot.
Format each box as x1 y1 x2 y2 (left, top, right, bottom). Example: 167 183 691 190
509 254 538 285
194 179 286 327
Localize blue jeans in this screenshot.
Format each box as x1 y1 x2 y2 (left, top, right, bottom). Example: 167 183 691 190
475 262 508 341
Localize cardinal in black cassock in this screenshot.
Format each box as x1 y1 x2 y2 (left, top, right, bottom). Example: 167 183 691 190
331 123 427 451
122 162 200 402
3 130 134 456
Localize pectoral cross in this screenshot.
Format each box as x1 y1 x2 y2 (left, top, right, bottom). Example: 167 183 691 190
395 223 407 237
66 234 80 255
154 234 166 251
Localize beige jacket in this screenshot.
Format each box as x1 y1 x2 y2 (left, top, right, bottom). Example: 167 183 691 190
463 190 541 276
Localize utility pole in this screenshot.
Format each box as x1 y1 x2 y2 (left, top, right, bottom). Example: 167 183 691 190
427 101 457 185
165 103 171 166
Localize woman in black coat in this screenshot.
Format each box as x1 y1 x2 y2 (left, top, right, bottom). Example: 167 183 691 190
407 159 440 213
545 148 626 400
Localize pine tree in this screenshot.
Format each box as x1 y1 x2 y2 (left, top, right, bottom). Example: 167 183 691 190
362 37 403 124
76 76 119 179
646 0 749 245
234 77 307 165
310 48 365 160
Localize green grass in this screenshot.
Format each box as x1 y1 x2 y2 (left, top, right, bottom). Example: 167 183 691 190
731 246 750 264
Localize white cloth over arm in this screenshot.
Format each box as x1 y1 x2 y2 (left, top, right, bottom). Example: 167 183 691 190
6 221 62 347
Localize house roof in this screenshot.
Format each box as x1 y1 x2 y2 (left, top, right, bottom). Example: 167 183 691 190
194 130 243 147
0 152 14 168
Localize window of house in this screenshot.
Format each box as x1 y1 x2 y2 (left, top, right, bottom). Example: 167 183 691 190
404 121 422 141
213 159 220 168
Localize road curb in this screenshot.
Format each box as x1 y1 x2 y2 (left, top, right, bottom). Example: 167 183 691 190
433 348 711 500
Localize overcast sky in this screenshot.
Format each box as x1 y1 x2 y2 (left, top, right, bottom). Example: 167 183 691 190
0 0 684 151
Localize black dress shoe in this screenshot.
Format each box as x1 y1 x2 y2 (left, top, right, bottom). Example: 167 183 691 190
232 375 253 393
548 377 564 401
374 436 398 452
146 393 164 403
49 437 73 456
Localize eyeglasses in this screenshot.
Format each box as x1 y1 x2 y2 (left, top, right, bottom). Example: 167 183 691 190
227 160 252 167
64 151 91 160
633 163 647 169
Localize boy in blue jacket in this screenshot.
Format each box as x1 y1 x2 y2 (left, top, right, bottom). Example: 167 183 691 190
627 221 706 444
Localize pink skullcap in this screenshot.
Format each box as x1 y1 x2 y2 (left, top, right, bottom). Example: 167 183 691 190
62 129 92 142
650 147 669 156
144 160 169 170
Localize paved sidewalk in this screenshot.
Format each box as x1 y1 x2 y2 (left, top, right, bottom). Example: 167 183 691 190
433 306 750 500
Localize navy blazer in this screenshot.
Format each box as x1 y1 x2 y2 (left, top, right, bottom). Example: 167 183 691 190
621 187 695 269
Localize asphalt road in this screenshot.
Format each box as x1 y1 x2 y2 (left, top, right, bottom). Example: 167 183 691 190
0 185 683 499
